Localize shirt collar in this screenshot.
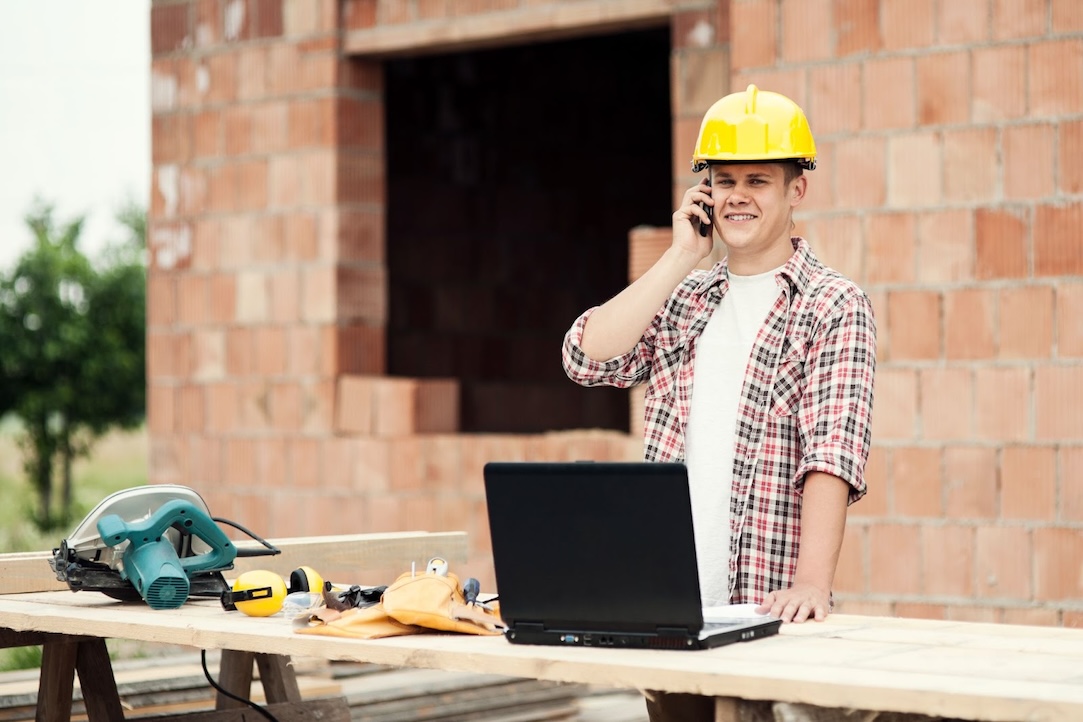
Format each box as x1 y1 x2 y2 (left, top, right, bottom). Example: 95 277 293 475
694 237 819 297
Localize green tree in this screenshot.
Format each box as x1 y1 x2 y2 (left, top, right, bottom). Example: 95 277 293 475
0 199 146 529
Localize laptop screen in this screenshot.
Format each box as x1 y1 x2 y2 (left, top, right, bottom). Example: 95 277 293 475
483 461 705 635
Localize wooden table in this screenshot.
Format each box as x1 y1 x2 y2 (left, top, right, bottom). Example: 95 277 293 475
2 584 1082 721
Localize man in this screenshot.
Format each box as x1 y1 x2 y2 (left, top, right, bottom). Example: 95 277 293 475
561 84 876 721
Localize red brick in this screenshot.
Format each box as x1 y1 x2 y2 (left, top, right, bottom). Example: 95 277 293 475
204 52 239 104
882 0 935 49
225 327 255 377
191 219 218 272
208 273 237 324
869 524 922 594
888 133 941 207
920 368 973 441
922 525 974 596
1035 365 1083 439
289 438 323 488
857 446 889 517
1029 40 1083 116
191 329 226 381
148 384 175 435
1033 527 1083 601
937 0 990 43
1034 203 1083 277
337 152 384 205
945 289 996 359
270 381 303 430
334 324 386 375
1004 124 1056 200
147 273 177 327
236 271 270 323
974 367 1031 441
895 603 946 620
336 375 375 434
301 378 335 434
1053 0 1083 31
892 447 943 517
916 210 973 283
152 2 190 55
176 274 208 327
731 0 777 68
865 213 916 284
888 290 941 360
994 0 1050 39
1061 447 1083 522
252 0 284 38
1061 120 1083 195
833 525 866 594
917 52 969 125
204 382 237 434
864 57 915 130
946 605 1000 623
999 285 1054 359
806 64 860 134
237 380 272 431
152 113 192 164
354 438 391 493
337 266 387 324
390 438 424 492
834 0 880 55
943 127 998 202
1001 446 1056 521
780 0 832 61
943 446 998 519
834 137 886 209
176 384 205 433
972 46 1027 121
975 208 1029 280
1002 608 1059 626
1057 282 1083 357
834 600 894 616
804 215 863 282
871 369 919 440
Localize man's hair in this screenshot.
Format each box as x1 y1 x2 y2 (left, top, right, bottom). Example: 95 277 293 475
782 162 803 185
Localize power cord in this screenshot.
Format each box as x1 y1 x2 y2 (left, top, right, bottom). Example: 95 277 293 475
200 649 280 722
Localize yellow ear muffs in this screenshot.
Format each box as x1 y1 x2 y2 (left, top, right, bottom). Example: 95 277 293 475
289 566 325 594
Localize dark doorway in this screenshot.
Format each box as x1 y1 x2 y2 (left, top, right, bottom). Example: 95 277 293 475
385 27 672 434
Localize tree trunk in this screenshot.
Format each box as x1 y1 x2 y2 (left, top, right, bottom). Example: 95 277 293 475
26 417 56 528
60 427 74 516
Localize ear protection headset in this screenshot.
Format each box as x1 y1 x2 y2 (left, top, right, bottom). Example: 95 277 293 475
221 566 326 617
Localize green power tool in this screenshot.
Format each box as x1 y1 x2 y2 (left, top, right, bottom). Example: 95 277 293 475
95 498 237 610
50 484 280 610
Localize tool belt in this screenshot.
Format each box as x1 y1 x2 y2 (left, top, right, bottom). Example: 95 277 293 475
295 570 504 639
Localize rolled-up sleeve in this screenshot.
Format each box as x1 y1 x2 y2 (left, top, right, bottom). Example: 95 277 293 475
562 308 655 389
794 293 877 504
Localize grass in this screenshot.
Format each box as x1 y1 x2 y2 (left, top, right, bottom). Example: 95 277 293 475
0 422 148 671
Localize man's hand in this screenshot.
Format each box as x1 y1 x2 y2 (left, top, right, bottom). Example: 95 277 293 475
671 178 716 261
755 583 831 623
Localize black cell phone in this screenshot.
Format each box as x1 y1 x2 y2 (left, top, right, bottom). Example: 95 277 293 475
697 177 712 237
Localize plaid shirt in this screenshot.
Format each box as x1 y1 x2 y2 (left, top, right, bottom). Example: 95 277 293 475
562 238 876 603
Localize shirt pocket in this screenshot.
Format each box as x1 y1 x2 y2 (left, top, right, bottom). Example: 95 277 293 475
645 326 683 401
769 341 808 418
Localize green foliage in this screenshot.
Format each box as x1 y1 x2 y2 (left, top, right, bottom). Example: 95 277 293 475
0 199 147 530
0 645 42 672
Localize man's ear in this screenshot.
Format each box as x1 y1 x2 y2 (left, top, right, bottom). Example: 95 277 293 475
789 175 808 207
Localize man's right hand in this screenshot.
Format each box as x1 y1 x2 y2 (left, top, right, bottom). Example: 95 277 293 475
672 178 716 262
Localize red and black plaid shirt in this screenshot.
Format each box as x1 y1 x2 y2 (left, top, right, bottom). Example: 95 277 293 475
562 238 877 602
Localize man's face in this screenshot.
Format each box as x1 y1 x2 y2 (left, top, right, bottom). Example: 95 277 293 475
709 163 806 260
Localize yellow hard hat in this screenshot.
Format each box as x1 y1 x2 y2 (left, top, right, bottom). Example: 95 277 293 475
691 84 817 172
226 570 287 617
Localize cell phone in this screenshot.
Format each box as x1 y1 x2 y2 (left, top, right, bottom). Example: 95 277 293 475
697 177 712 237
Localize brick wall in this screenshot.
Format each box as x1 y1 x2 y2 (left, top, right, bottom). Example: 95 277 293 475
149 0 1082 614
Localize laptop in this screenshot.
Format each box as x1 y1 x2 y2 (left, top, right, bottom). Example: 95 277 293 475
482 461 782 650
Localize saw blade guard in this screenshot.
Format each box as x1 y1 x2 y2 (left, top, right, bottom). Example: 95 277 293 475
96 498 238 610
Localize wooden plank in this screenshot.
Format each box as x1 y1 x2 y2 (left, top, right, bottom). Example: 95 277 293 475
129 697 351 722
0 532 467 595
342 0 671 57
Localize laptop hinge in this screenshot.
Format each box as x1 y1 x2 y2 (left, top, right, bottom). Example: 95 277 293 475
656 626 691 636
516 622 545 632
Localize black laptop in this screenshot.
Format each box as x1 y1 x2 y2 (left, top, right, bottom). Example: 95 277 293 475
482 461 782 650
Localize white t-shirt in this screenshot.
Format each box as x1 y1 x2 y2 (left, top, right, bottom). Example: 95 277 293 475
685 266 783 606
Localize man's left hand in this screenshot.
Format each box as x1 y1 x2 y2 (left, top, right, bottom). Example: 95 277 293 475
755 583 831 623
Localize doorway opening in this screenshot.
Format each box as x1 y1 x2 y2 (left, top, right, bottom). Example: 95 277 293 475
385 27 672 433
